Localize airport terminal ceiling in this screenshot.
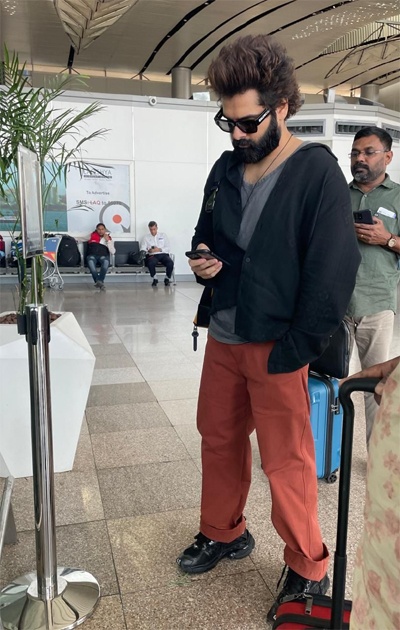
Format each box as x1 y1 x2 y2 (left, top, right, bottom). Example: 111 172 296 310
0 0 399 107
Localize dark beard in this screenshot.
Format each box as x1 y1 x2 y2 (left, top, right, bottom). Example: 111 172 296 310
232 112 281 164
351 162 384 184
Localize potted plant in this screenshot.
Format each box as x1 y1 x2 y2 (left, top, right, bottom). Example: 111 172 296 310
0 45 106 313
0 47 105 477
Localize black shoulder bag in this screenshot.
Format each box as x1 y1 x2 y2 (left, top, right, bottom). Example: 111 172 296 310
309 320 351 379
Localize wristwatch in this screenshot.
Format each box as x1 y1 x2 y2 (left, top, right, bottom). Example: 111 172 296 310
386 234 397 248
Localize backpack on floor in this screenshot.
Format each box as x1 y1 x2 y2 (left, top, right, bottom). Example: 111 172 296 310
57 235 81 267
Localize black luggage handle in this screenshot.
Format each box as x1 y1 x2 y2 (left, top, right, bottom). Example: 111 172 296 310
330 377 380 629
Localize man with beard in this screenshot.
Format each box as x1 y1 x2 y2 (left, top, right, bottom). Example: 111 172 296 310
176 35 360 624
345 127 400 446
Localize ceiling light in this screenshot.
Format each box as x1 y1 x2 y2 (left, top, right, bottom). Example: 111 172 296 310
0 0 17 14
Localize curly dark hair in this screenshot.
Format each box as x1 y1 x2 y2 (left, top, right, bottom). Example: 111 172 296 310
208 35 302 119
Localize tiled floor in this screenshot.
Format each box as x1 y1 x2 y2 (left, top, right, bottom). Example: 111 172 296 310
0 280 399 629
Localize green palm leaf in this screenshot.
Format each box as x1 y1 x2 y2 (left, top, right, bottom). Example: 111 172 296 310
0 45 107 310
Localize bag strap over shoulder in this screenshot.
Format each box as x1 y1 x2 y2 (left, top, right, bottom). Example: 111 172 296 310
191 152 231 350
204 151 231 213
212 150 231 188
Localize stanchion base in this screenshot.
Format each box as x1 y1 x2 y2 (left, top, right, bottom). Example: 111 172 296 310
0 567 100 630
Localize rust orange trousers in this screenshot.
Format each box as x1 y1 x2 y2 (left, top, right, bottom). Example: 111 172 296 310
197 336 329 581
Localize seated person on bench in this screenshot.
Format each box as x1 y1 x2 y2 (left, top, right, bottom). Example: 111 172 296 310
140 221 174 286
86 222 115 290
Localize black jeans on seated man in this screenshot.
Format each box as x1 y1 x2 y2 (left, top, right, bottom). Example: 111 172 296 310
145 253 174 280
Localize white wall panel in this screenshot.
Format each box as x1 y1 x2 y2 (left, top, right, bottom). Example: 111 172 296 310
135 160 208 275
332 138 354 183
207 112 232 172
134 107 207 164
55 100 134 161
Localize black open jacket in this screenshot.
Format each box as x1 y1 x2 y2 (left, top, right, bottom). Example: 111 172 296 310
192 143 361 373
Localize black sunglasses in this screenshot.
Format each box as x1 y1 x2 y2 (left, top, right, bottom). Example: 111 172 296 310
214 107 271 134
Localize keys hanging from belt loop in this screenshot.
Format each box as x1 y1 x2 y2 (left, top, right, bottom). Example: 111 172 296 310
192 325 199 351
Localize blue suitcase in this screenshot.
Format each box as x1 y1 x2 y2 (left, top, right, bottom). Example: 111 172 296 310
309 372 343 483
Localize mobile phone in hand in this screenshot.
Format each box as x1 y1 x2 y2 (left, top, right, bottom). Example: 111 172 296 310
185 249 230 266
353 210 374 225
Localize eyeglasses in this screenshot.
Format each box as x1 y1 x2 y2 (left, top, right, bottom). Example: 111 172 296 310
214 107 271 134
348 149 389 159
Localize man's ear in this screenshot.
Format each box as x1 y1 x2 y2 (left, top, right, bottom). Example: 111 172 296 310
385 150 393 167
276 100 289 120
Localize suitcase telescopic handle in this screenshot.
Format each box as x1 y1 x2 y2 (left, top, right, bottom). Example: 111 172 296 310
339 377 379 412
330 377 380 629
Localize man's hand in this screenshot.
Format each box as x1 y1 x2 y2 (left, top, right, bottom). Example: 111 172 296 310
354 217 391 246
188 242 223 279
342 355 400 405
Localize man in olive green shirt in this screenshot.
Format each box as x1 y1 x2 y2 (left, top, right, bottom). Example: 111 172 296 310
346 126 400 445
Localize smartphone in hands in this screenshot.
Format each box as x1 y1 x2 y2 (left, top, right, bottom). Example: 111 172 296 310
185 249 230 266
353 210 374 225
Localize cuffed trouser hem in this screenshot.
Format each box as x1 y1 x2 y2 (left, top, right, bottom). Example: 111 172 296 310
284 543 329 582
197 336 328 574
200 515 246 544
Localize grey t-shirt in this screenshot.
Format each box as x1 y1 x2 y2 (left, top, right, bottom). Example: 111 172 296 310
209 161 285 344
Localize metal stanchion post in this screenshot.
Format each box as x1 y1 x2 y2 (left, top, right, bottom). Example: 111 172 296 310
0 304 100 630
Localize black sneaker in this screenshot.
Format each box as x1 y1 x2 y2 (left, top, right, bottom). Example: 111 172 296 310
151 278 158 287
176 530 255 574
164 277 170 286
267 566 330 623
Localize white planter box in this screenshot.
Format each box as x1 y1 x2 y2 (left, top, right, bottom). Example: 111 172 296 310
0 312 95 478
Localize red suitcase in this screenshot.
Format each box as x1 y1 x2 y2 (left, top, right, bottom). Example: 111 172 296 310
272 378 379 629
